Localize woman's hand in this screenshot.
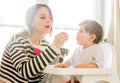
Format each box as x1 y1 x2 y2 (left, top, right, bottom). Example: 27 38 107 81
52 32 68 49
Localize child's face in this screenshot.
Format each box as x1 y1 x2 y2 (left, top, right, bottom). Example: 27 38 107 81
76 25 93 47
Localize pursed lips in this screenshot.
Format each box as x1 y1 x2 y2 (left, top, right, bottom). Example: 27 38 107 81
45 25 51 28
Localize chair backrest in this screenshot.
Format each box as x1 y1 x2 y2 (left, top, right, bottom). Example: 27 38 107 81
100 43 113 68
100 43 119 83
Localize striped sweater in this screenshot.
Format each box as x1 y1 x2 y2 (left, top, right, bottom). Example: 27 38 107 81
0 34 60 83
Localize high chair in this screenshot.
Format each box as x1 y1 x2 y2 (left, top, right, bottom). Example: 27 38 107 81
77 43 119 83
44 43 119 83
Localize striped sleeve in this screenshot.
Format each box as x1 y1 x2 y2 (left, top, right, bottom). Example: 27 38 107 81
9 36 60 79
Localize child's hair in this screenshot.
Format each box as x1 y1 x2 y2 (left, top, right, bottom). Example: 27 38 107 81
79 19 104 44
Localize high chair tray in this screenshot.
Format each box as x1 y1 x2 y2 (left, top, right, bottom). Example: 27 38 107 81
44 65 112 75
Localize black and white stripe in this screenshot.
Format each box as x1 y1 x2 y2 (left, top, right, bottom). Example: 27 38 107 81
0 34 60 83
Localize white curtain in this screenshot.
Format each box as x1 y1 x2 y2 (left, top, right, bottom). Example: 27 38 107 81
107 0 120 81
115 0 120 80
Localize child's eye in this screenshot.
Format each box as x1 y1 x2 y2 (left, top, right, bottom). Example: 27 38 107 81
79 30 83 33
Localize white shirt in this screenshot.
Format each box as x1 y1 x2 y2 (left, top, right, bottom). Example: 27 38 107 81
69 44 104 68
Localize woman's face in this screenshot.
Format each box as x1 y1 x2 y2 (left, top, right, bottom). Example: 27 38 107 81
76 25 91 46
32 7 53 35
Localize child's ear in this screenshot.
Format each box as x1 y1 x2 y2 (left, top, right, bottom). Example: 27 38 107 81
90 34 96 41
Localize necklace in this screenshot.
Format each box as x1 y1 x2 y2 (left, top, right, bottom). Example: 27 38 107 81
27 38 41 48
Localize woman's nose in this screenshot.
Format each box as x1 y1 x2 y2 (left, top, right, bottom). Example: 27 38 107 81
46 17 52 23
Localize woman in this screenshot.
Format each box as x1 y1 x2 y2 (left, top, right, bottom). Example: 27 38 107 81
0 4 68 83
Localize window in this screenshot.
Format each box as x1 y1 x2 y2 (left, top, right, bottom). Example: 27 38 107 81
47 0 111 60
0 0 35 25
0 0 112 61
48 0 95 27
48 0 98 60
0 0 36 61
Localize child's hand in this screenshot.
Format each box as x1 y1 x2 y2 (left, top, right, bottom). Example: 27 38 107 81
74 64 84 68
55 64 64 68
55 61 70 68
74 63 98 68
55 64 69 68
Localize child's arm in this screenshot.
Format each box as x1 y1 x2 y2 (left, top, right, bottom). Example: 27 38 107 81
74 62 98 68
55 61 71 68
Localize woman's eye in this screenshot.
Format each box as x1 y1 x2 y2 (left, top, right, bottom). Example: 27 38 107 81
40 17 45 19
49 16 52 20
49 17 52 20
